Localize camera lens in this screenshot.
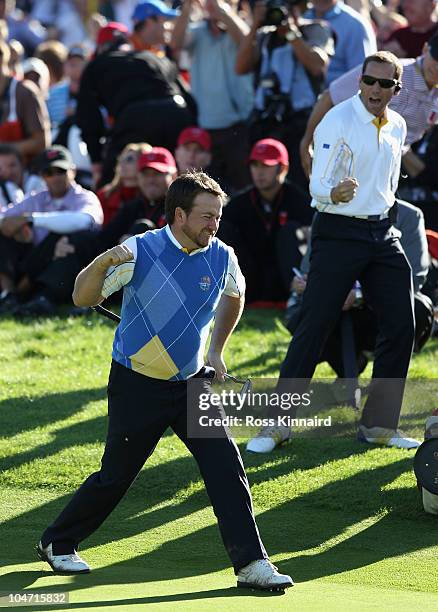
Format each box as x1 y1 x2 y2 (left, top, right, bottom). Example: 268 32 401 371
263 0 289 27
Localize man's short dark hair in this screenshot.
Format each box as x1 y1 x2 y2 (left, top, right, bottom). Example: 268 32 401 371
362 51 403 82
165 171 227 224
0 143 22 164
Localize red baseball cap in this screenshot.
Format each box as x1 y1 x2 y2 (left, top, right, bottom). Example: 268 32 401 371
138 147 177 173
426 229 438 260
177 126 212 151
96 22 129 46
249 138 289 166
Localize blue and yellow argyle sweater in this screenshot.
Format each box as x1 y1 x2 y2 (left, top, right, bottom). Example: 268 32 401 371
112 228 230 380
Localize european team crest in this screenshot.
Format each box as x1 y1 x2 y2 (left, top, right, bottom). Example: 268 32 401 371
199 276 211 291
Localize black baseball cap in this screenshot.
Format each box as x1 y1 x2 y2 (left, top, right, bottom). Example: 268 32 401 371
429 32 438 61
39 146 74 172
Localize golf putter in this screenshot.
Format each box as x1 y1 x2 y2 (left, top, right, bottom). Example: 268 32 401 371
224 373 252 398
92 304 121 323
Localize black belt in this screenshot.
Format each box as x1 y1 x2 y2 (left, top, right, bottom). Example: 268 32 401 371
316 208 389 221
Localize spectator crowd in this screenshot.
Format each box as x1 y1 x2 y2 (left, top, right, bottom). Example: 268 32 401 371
0 0 437 360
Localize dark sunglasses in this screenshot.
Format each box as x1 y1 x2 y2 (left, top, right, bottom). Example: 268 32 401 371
42 167 68 177
361 75 399 89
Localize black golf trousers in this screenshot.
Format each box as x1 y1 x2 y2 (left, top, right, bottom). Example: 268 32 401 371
278 212 415 429
41 361 267 573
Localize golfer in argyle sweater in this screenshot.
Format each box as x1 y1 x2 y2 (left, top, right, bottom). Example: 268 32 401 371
37 171 293 591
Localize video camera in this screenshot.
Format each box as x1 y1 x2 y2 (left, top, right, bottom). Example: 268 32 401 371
263 0 289 27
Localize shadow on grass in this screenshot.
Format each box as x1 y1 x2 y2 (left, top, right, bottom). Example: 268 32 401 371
0 415 107 474
2 433 438 603
0 575 284 610
0 439 369 556
1 374 438 600
0 388 107 439
236 350 288 376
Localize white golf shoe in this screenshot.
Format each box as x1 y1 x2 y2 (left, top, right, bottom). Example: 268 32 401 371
37 541 90 574
357 425 421 450
246 424 291 453
237 559 294 591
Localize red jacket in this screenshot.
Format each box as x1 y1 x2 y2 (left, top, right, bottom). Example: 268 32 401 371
97 184 139 225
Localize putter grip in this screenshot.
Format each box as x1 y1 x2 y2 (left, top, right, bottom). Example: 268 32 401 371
93 304 121 323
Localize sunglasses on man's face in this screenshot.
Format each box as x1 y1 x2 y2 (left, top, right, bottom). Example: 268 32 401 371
42 167 67 177
361 75 399 89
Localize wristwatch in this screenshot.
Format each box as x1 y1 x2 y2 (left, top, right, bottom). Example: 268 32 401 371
285 28 302 43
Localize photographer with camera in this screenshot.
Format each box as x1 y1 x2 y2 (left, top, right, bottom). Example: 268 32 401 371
236 0 333 189
170 0 254 192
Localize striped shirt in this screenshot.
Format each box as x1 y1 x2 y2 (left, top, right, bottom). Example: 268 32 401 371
329 58 438 149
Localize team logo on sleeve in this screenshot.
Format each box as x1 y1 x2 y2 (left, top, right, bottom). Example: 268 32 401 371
199 276 211 291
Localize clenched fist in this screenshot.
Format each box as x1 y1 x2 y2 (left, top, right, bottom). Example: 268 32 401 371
330 177 359 204
96 244 134 271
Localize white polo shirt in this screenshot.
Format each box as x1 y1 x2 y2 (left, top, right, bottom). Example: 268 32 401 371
309 93 407 217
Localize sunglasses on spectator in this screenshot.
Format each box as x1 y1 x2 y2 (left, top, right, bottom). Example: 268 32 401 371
42 167 68 177
361 75 399 89
119 153 137 163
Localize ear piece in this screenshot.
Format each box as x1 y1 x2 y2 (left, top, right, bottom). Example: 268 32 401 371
394 82 402 93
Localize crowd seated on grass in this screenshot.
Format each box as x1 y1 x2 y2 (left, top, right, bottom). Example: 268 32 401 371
0 0 437 360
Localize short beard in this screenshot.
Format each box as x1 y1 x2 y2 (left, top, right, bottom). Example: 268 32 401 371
182 224 212 248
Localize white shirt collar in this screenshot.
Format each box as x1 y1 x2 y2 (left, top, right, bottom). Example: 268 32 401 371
352 93 382 124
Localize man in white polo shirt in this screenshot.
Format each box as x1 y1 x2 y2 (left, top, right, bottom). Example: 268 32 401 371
247 51 421 453
299 33 438 178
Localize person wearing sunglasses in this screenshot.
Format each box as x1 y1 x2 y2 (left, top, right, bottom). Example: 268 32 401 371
248 50 422 454
0 145 103 316
300 31 438 179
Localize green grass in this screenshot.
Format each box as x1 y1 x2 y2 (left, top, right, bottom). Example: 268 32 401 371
1 309 438 611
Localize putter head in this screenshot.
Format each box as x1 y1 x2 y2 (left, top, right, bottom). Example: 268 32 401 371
414 437 438 495
240 378 252 397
